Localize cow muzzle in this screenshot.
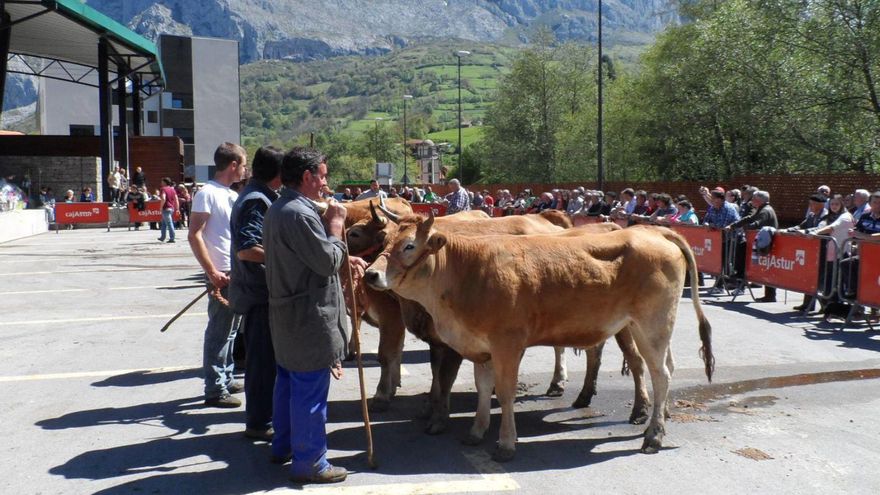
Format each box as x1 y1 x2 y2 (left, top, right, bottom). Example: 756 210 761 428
364 268 388 290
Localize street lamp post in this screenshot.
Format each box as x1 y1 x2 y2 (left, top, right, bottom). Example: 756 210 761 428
455 50 470 184
402 94 413 187
374 117 383 164
597 1 604 191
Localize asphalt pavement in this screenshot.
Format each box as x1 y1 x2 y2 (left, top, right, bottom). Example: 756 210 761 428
1 227 878 494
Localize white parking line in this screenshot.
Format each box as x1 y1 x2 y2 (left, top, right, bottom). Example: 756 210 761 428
0 284 202 296
266 450 518 495
0 365 197 383
0 258 68 264
4 266 197 276
0 312 207 326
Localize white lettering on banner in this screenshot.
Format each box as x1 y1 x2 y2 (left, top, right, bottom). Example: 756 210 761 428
755 254 798 271
705 238 713 252
64 210 98 219
137 208 161 218
691 244 705 257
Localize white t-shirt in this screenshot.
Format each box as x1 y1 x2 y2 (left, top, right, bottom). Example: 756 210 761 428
191 180 238 272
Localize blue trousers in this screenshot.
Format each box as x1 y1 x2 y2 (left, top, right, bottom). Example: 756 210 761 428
159 208 175 241
203 283 238 398
242 304 276 431
272 366 331 477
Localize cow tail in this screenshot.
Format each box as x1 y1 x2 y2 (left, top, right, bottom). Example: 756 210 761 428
664 229 715 382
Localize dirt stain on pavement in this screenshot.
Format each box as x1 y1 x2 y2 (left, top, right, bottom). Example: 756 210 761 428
733 447 773 461
675 368 880 406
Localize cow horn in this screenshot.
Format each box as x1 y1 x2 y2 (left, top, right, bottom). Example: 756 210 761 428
369 200 387 225
377 199 401 224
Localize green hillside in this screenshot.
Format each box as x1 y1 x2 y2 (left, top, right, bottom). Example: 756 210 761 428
241 39 648 148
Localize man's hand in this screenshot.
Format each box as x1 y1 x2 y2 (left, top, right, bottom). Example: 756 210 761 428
349 256 368 274
723 225 732 232
323 199 347 238
330 362 344 380
208 270 230 289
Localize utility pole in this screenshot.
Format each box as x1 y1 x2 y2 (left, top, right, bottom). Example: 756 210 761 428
402 95 413 187
597 0 605 191
455 50 470 184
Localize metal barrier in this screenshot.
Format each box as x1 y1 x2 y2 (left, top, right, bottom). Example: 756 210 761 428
744 230 837 296
838 238 880 309
54 202 110 232
126 200 181 230
670 225 725 276
411 203 447 217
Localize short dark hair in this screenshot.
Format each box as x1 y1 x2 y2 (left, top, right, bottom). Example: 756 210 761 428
161 177 173 186
622 188 635 198
657 193 672 206
605 191 618 199
636 190 647 199
678 199 693 209
251 146 283 182
281 147 326 187
213 142 246 171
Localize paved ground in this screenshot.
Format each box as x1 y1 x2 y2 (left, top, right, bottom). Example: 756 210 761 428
1 228 879 494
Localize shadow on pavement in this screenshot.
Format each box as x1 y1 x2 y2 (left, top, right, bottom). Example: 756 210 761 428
91 367 201 388
802 326 880 352
41 388 647 493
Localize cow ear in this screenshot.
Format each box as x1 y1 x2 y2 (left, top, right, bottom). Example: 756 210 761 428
427 233 447 252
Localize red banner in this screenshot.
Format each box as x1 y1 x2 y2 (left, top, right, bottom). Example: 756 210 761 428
672 225 724 276
745 231 823 294
856 241 880 308
55 202 110 224
411 203 447 217
127 200 180 223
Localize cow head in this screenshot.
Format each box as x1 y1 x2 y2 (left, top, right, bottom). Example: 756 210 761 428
345 201 392 261
365 212 446 292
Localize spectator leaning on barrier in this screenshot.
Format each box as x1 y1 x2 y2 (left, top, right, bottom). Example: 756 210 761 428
851 189 870 221
341 188 353 201
648 193 675 222
118 169 129 205
355 179 387 201
740 186 758 218
788 192 830 312
670 199 699 225
803 194 854 311
423 186 438 203
126 185 146 230
566 189 584 216
482 190 494 208
444 179 471 215
229 145 284 443
189 142 248 408
108 166 121 206
726 190 779 302
79 187 94 202
840 191 880 302
158 177 180 244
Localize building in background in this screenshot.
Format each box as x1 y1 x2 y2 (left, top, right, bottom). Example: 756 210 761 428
39 34 239 183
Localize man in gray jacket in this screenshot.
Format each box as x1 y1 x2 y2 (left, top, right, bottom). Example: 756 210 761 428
263 147 357 484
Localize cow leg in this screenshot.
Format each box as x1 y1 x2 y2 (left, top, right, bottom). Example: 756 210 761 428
546 346 567 397
370 297 406 413
418 342 445 420
463 361 494 446
615 329 650 425
629 323 672 454
426 345 464 435
572 341 605 408
491 345 523 462
664 348 676 420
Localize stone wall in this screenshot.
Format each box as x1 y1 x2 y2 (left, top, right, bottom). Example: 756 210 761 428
0 156 103 202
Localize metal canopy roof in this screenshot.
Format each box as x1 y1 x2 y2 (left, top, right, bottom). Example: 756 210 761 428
3 0 164 88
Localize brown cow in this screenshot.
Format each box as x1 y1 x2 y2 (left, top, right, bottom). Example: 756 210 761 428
353 204 649 433
365 216 713 460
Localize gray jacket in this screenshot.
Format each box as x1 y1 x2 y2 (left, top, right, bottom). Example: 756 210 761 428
263 188 350 372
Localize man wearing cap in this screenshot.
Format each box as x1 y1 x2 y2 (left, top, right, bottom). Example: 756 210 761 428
789 193 829 311
726 190 779 302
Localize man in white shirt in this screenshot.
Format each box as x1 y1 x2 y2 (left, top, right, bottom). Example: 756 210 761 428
188 142 248 407
355 179 387 201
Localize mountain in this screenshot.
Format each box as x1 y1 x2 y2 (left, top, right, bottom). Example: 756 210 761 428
86 0 678 62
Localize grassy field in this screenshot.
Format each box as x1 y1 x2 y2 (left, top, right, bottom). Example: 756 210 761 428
425 126 485 148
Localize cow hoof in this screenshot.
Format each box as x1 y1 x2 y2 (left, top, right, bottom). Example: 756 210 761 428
629 409 650 425
545 382 565 397
424 420 447 436
369 398 390 413
640 437 662 454
461 433 484 446
572 394 593 409
492 445 516 462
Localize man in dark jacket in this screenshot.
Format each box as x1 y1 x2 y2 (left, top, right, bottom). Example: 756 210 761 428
263 147 366 484
229 146 284 442
726 190 779 302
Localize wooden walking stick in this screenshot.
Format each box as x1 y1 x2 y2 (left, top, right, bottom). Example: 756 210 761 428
160 288 209 332
342 229 377 469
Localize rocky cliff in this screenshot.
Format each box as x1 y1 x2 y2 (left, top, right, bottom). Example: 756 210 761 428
86 0 678 62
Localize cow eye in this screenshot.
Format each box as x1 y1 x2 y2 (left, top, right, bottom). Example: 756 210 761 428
349 231 359 238
404 243 415 251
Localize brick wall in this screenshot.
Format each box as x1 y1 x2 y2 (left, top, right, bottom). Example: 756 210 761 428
416 174 880 225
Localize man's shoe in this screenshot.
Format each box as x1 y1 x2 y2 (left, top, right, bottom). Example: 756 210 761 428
290 465 348 484
167 239 176 243
204 393 241 408
228 382 244 394
245 427 274 442
707 287 724 296
270 453 292 464
157 237 165 242
793 304 807 311
755 296 777 303
731 288 745 296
